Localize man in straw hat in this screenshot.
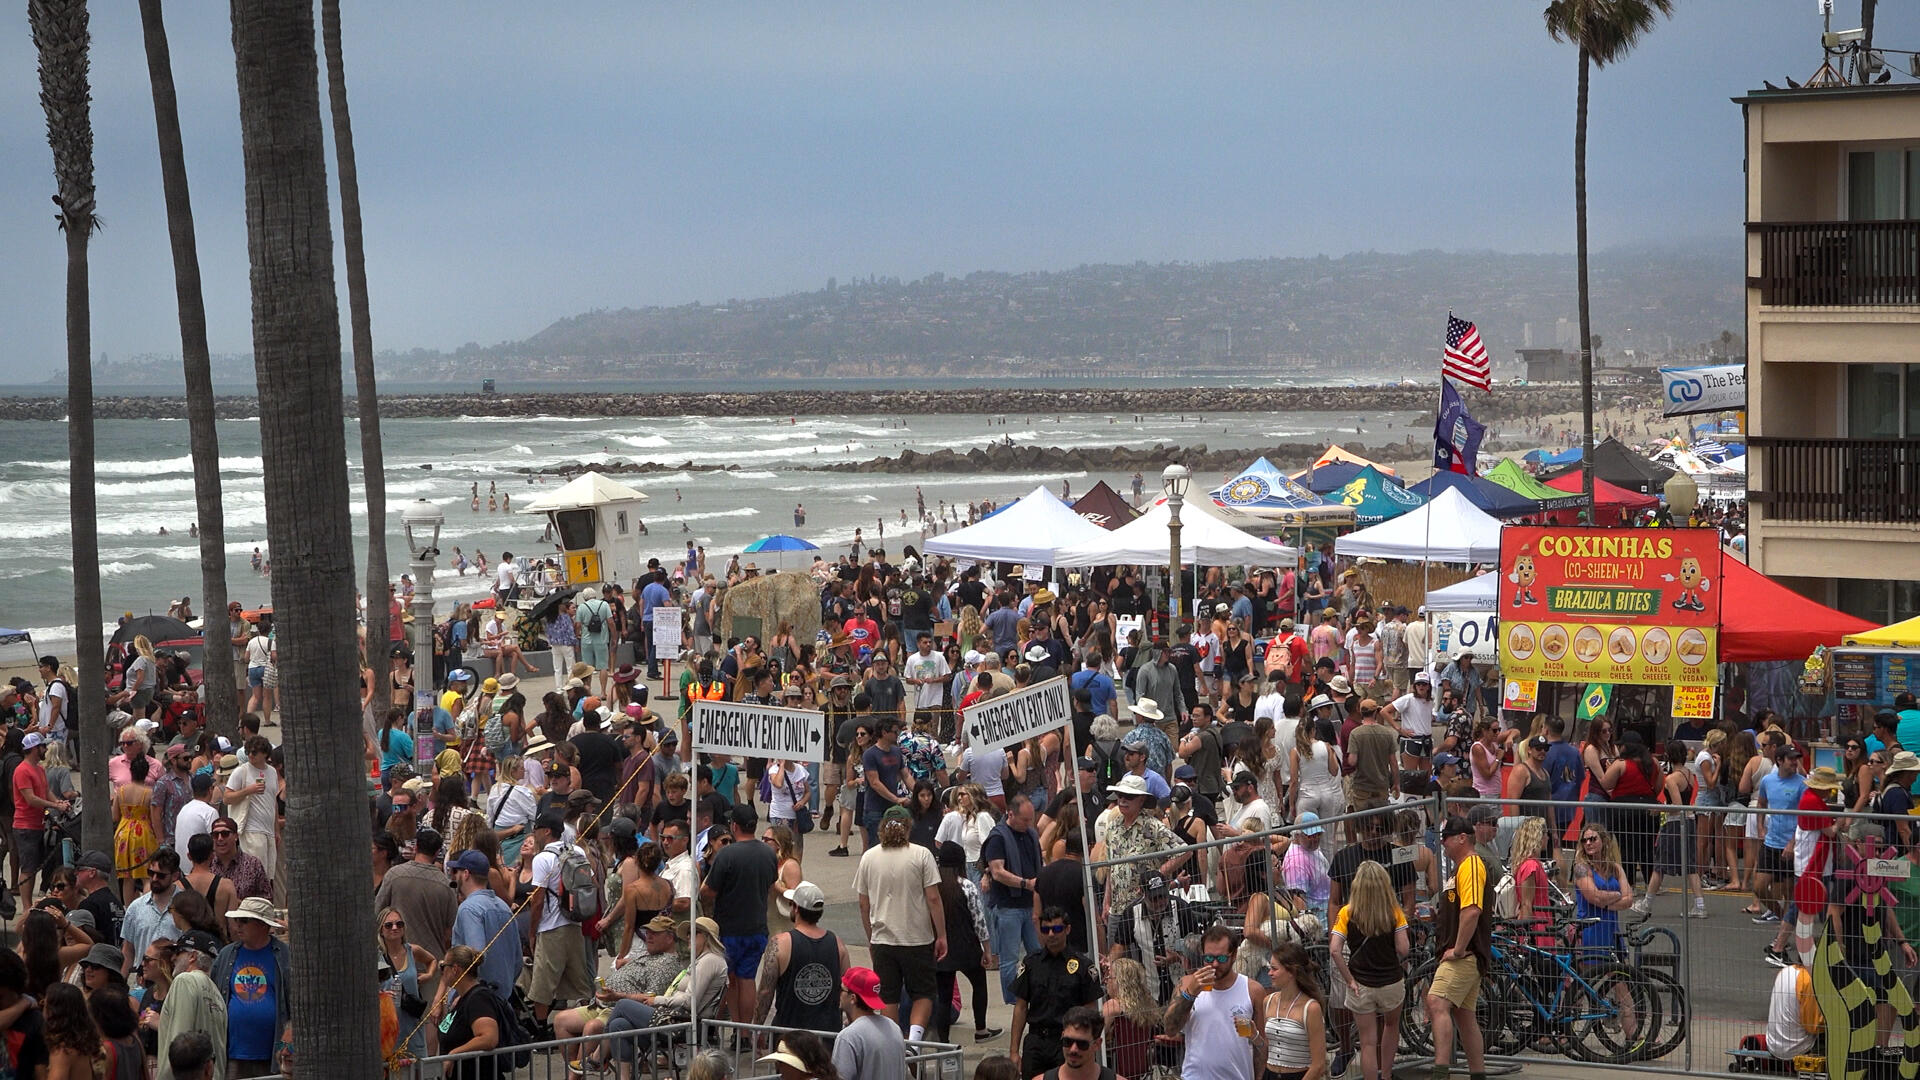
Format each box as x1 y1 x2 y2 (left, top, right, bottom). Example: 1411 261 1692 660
1098 774 1185 948
1879 750 1918 848
212 897 290 1077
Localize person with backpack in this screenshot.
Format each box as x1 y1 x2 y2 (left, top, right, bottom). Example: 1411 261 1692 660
430 944 513 1080
519 812 597 1036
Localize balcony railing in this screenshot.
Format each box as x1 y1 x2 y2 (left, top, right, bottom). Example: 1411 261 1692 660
1750 436 1920 523
1748 220 1920 305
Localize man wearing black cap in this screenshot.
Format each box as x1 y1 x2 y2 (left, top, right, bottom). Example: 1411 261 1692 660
74 850 124 948
1427 817 1490 1080
1110 870 1202 1003
521 812 592 1031
156 929 226 1080
373 826 457 955
1008 904 1101 1077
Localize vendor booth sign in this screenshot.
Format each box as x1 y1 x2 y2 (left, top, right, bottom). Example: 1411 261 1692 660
1432 611 1500 663
1498 526 1721 685
1671 684 1717 719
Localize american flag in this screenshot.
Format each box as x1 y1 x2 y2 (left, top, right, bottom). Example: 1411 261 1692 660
1443 313 1492 391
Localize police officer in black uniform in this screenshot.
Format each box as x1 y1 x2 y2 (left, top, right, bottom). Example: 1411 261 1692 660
1008 904 1103 1077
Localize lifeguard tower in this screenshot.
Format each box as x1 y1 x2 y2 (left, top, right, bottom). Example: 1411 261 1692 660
520 471 650 589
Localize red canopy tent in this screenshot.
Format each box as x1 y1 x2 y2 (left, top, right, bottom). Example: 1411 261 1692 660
1543 472 1659 525
1719 559 1877 661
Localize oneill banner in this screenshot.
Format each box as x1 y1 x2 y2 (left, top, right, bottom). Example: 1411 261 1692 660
963 676 1072 753
691 700 827 763
1660 364 1746 417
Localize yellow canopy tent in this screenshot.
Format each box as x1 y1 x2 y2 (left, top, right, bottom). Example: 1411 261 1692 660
1844 615 1920 647
1309 444 1397 476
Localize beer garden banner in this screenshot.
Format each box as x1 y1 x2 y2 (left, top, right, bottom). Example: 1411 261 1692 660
1498 526 1721 685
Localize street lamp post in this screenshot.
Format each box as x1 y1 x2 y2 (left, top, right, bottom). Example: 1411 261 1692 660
401 499 445 702
1162 463 1190 631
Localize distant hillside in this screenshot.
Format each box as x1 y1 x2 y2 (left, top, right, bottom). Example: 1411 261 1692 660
89 245 1745 386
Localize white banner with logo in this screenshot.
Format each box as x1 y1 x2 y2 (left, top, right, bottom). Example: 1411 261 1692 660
1431 610 1501 663
1660 364 1746 417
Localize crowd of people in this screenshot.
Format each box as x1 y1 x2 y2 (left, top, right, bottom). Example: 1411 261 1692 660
1 502 1906 1080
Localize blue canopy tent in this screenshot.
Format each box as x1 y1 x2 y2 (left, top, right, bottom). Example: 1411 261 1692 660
1538 446 1583 466
1329 465 1427 525
1209 457 1354 524
1406 470 1552 519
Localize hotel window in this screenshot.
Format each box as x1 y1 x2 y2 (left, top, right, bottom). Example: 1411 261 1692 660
1846 364 1920 438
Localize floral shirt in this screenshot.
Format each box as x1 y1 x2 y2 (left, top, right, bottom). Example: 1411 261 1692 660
210 850 272 901
899 731 944 782
1104 813 1178 914
547 613 578 648
609 947 683 996
1128 724 1175 782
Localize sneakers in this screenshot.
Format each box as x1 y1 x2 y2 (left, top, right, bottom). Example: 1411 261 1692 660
1629 897 1651 919
1687 902 1708 919
1752 910 1781 924
1764 945 1791 968
975 1028 1002 1042
828 846 850 858
1329 1050 1353 1079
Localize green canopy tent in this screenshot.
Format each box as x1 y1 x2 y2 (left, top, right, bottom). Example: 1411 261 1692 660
1327 465 1427 525
1482 458 1590 512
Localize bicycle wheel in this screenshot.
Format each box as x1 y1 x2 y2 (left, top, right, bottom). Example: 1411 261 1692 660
1632 966 1688 1063
1401 962 1438 1058
1568 965 1659 1065
1400 961 1522 1061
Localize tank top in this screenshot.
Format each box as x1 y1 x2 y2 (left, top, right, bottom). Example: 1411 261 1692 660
1470 743 1502 797
1349 637 1378 686
1298 742 1342 798
770 928 843 1033
1517 762 1552 804
1185 974 1257 1080
1612 759 1657 802
1264 996 1313 1072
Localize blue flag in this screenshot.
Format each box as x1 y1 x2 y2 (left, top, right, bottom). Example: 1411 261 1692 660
1433 378 1487 474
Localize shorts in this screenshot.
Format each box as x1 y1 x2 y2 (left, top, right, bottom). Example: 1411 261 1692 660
870 941 937 1004
529 923 593 1004
1399 735 1433 759
1427 955 1482 1011
11 828 45 876
247 665 266 688
1347 979 1406 1015
821 761 844 788
1744 810 1764 840
1793 873 1831 920
1653 819 1693 877
580 641 610 670
1758 844 1791 877
1350 791 1391 814
720 933 769 979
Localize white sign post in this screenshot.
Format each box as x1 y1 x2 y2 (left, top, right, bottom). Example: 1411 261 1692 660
652 606 683 655
962 676 1072 752
690 699 828 763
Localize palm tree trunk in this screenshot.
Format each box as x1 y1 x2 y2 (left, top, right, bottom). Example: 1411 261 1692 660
321 0 391 669
32 0 109 854
230 0 379 1073
1576 45 1595 511
138 0 236 742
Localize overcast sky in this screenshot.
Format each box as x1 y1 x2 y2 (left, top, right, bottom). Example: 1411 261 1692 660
0 1 1906 378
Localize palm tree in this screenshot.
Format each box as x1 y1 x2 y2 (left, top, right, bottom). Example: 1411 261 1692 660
1545 0 1675 508
137 0 237 742
320 0 392 665
230 0 379 1072
30 0 109 852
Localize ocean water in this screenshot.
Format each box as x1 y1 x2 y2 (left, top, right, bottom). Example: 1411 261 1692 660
1 407 1424 647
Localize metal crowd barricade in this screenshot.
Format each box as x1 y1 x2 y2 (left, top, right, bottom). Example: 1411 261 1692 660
698 1019 964 1080
1436 793 1920 1078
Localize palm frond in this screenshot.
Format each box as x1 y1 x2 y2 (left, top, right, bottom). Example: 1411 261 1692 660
1543 0 1676 68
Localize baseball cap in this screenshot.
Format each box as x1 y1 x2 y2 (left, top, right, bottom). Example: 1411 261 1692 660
1433 752 1461 770
1295 811 1323 836
1527 735 1549 751
447 850 490 874
1231 770 1257 788
76 850 114 874
1077 758 1097 773
1468 803 1501 826
783 882 827 913
881 805 913 824
1441 816 1474 839
20 732 43 751
1413 671 1433 685
1142 871 1169 895
175 929 222 961
843 967 886 1011
1172 764 1198 781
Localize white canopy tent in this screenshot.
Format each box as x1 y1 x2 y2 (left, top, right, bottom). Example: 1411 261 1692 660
1054 495 1299 567
1424 572 1498 613
1334 487 1502 563
922 485 1112 567
520 471 650 512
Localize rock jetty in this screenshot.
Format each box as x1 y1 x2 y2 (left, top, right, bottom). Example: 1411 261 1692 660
806 437 1526 476
0 385 1589 422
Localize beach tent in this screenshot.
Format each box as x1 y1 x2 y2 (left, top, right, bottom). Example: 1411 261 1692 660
1406 471 1549 519
1424 572 1499 613
1537 446 1583 466
1054 495 1299 568
1293 461 1373 495
1845 614 1920 648
1312 445 1396 476
923 485 1111 567
1538 436 1674 494
1720 560 1877 661
738 534 821 572
1542 472 1658 524
1326 465 1427 525
520 471 650 513
1209 457 1352 523
1071 481 1141 530
1484 459 1590 511
0 629 33 666
1334 487 1502 563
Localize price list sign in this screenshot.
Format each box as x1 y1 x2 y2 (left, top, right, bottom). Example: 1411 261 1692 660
1831 648 1920 705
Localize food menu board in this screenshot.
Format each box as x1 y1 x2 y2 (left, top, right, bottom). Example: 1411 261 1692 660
1831 648 1920 705
1498 526 1722 686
